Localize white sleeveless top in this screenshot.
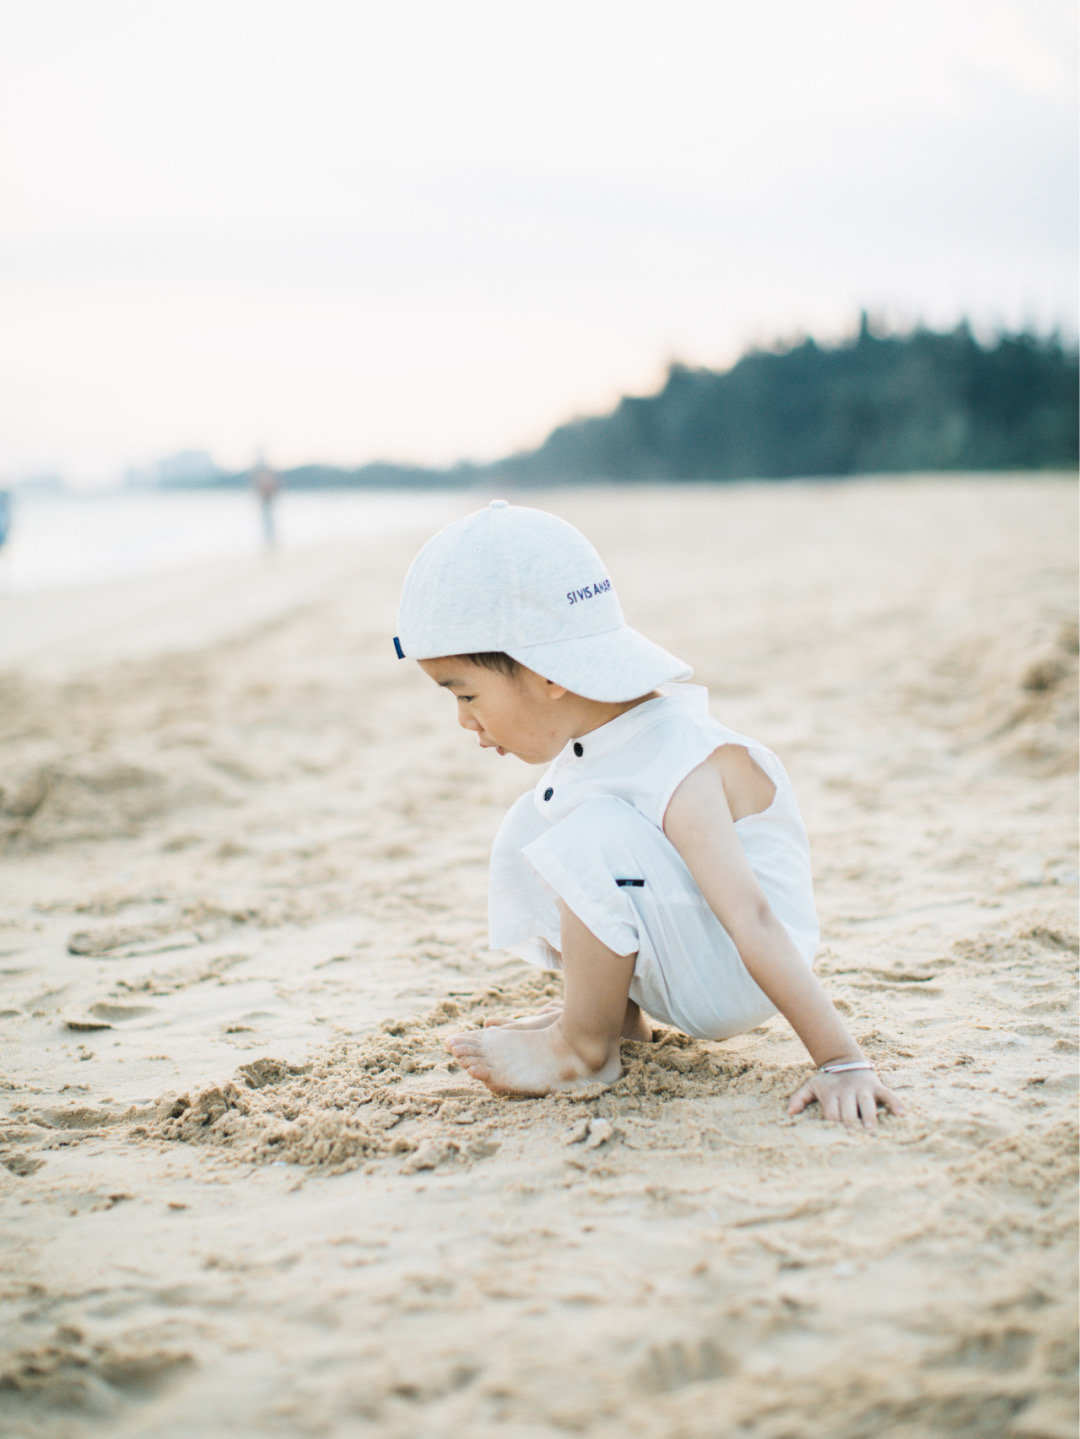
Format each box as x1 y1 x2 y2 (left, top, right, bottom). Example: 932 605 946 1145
489 684 819 960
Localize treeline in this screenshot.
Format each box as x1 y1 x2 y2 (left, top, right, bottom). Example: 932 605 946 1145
484 318 1078 484
167 318 1077 491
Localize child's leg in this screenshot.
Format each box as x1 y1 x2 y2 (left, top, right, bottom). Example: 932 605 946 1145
520 796 789 1041
447 902 636 1095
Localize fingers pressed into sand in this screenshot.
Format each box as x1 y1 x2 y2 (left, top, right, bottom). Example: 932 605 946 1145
787 1073 906 1125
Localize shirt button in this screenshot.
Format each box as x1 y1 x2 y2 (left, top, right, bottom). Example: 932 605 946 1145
543 787 554 801
573 742 584 757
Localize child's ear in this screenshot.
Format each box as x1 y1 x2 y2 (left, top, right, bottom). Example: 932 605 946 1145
544 680 569 701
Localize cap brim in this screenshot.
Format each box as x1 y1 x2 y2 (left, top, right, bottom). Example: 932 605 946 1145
505 625 692 702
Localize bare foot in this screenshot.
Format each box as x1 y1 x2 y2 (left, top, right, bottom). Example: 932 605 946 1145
446 1022 621 1097
483 1005 561 1031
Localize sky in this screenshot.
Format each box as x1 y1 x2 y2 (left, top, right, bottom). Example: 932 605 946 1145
1 0 1077 486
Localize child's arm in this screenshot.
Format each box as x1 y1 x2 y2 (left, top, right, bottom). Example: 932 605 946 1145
663 753 904 1129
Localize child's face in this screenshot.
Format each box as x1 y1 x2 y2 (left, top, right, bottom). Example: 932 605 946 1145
418 657 573 766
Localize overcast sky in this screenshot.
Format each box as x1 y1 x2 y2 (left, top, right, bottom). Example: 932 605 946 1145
2 0 1077 485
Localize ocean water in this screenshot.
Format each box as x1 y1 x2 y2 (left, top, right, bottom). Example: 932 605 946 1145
0 487 473 593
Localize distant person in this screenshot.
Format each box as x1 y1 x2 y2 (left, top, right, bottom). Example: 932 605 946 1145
251 460 280 548
393 501 905 1127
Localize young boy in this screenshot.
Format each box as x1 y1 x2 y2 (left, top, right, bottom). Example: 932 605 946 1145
395 501 903 1128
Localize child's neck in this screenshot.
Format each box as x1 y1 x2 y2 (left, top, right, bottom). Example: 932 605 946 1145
569 690 661 740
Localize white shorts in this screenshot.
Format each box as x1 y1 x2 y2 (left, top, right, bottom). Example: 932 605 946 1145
488 794 815 1041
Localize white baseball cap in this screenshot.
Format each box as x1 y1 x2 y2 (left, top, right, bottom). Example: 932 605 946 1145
395 500 692 702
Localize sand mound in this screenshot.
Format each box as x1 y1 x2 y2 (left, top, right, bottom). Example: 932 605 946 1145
143 975 793 1177
0 757 179 847
925 614 1079 775
971 618 1078 773
0 662 248 848
0 666 237 847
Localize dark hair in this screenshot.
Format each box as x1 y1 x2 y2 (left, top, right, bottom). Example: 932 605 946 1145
459 651 522 677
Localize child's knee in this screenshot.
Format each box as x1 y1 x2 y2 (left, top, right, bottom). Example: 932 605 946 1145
545 795 667 876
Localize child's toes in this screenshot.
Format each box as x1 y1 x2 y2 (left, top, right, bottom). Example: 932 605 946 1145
452 1048 490 1081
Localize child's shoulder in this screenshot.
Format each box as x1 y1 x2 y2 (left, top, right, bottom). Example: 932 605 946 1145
651 685 739 744
651 688 788 782
611 686 742 775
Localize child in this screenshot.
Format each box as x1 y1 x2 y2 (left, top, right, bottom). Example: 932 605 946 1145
395 501 904 1128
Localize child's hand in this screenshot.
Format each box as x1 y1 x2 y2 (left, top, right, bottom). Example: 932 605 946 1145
787 1068 905 1129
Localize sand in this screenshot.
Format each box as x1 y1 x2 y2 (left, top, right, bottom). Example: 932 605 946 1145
0 476 1076 1439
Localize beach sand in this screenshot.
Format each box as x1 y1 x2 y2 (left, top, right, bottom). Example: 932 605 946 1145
1 476 1076 1439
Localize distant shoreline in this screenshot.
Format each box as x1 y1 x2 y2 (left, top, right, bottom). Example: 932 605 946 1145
0 487 474 598
131 322 1080 495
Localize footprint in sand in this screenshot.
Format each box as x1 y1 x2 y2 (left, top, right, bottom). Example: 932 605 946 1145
0 1327 194 1406
67 926 201 958
90 1002 156 1021
638 1336 733 1393
64 1001 157 1030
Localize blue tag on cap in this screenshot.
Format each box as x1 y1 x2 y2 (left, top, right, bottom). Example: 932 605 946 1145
393 636 405 658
